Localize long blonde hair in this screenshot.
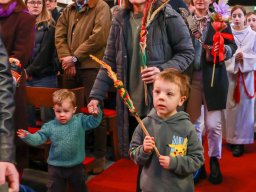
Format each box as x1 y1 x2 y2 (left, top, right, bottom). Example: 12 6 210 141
25 0 55 27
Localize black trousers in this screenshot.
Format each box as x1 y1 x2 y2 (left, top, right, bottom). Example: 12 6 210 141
47 164 87 192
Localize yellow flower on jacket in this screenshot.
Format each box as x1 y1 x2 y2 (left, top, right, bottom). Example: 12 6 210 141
168 137 188 157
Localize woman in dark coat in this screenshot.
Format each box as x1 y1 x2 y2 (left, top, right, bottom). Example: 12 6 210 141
0 0 35 171
88 0 194 157
185 0 237 185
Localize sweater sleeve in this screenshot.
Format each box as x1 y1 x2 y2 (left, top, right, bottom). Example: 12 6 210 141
80 108 102 130
129 124 153 165
22 124 50 146
168 123 204 175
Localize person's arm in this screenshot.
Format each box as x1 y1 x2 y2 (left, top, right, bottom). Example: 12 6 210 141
0 37 15 163
168 123 204 175
73 3 111 62
0 37 18 192
89 21 119 102
55 6 72 59
161 9 195 72
10 12 35 67
19 124 50 146
81 108 103 130
129 124 153 165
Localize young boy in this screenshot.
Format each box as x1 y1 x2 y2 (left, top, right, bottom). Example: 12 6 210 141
17 89 102 192
129 69 204 192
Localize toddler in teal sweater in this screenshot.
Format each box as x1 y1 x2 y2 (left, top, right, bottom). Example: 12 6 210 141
17 89 102 192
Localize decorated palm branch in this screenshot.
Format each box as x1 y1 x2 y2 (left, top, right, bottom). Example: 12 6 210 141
90 55 160 157
139 0 170 105
210 0 233 87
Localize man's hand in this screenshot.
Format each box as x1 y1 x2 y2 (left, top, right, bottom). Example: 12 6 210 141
141 67 161 84
87 99 100 115
143 136 155 153
60 56 75 70
0 162 19 192
64 66 76 78
159 155 171 170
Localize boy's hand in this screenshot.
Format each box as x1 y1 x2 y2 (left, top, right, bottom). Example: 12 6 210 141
143 136 155 153
17 129 28 138
87 99 100 115
159 155 171 169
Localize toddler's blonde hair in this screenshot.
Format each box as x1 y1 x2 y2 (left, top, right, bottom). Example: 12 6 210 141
53 89 76 107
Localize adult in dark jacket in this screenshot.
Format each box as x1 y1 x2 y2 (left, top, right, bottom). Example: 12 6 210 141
46 0 62 22
25 0 59 126
0 0 35 170
185 0 237 185
0 37 19 192
25 0 58 88
88 0 194 157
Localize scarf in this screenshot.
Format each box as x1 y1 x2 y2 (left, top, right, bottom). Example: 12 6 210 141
0 1 17 18
193 14 211 33
76 0 88 12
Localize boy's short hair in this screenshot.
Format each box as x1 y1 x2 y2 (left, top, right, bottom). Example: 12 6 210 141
53 89 76 107
154 69 190 100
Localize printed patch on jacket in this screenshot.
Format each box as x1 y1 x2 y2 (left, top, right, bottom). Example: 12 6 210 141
168 136 188 157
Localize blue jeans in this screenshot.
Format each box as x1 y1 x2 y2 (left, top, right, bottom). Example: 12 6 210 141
26 75 57 88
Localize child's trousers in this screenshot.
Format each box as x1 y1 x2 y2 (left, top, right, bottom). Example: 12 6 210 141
47 164 87 192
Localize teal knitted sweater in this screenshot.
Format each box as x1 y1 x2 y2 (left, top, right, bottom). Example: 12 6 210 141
22 112 102 167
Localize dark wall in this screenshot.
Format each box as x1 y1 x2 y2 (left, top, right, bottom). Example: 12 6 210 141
229 0 255 6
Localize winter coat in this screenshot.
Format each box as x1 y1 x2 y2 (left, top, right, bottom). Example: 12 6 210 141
25 22 59 78
90 5 194 157
0 9 35 168
190 21 237 111
0 37 15 163
55 0 111 69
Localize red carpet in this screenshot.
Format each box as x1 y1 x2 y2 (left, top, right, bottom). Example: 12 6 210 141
87 142 256 192
87 159 138 192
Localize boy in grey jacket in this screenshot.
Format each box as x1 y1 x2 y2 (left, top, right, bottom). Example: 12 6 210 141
130 69 204 192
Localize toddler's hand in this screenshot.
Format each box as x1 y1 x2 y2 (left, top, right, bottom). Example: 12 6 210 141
17 129 28 138
143 136 155 153
159 155 171 169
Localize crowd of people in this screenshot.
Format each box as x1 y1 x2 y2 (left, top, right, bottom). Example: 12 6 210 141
0 0 255 191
